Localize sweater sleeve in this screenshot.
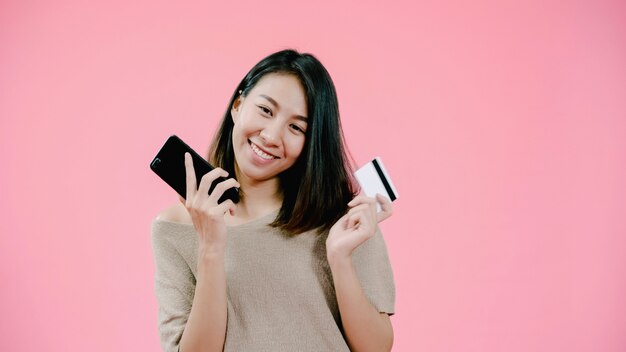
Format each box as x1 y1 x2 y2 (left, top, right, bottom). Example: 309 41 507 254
151 220 197 352
351 227 396 315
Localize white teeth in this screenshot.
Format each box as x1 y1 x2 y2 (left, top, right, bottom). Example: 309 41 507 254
251 142 275 160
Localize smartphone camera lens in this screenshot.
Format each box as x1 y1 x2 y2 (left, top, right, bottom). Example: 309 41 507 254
151 158 162 169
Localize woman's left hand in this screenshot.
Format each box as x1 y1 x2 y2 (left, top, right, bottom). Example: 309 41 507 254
326 194 393 261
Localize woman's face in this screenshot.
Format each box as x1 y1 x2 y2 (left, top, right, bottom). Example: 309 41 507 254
231 73 308 185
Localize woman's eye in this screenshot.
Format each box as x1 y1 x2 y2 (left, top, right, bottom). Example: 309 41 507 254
258 105 272 116
290 124 306 134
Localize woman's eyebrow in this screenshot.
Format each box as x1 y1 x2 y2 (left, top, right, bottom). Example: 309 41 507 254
260 94 279 107
260 94 308 121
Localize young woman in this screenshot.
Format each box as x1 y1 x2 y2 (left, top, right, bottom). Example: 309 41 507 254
152 49 395 352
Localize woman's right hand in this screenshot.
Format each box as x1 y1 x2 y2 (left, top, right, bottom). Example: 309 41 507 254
180 152 239 255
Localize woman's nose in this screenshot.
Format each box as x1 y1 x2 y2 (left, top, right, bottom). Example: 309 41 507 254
260 120 281 145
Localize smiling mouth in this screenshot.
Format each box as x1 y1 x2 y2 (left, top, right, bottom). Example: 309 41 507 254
249 140 279 160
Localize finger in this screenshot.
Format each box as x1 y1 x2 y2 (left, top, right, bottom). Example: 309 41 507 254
376 193 393 223
347 203 370 214
184 153 197 203
178 196 185 204
347 213 360 229
207 178 241 204
334 212 349 229
196 168 229 202
347 212 374 240
348 195 376 212
346 204 373 221
209 199 236 217
348 195 377 208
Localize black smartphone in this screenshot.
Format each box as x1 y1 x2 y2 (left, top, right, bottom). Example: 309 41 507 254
150 135 240 204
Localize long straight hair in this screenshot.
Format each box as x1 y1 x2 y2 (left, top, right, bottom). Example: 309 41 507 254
207 49 356 234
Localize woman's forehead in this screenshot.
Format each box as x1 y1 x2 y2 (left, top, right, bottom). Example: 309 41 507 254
248 73 308 116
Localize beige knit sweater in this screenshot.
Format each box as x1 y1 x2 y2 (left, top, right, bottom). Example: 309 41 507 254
151 210 395 351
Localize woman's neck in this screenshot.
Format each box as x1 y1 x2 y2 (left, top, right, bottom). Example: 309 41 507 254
231 169 283 222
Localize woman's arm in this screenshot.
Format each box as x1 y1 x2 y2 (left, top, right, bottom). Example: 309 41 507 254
326 194 394 351
179 153 239 352
179 251 227 352
328 253 393 351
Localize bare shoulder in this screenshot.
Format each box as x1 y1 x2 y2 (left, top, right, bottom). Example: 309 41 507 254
155 202 192 224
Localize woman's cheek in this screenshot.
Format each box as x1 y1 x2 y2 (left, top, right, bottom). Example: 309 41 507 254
288 136 306 159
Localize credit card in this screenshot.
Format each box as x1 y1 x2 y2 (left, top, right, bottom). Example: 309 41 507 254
354 157 398 211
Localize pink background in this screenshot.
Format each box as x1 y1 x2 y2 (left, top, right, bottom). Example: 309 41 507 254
1 0 625 351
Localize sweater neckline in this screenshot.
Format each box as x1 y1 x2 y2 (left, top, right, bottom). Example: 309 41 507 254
154 208 279 229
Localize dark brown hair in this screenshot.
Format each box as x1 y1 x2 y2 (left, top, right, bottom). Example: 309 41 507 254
207 49 356 234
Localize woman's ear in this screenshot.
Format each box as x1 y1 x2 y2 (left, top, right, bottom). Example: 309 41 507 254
231 93 243 122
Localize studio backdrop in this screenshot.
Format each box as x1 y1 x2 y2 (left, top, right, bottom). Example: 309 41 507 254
1 0 625 351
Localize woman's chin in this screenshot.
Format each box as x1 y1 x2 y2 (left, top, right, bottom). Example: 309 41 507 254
236 164 279 184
